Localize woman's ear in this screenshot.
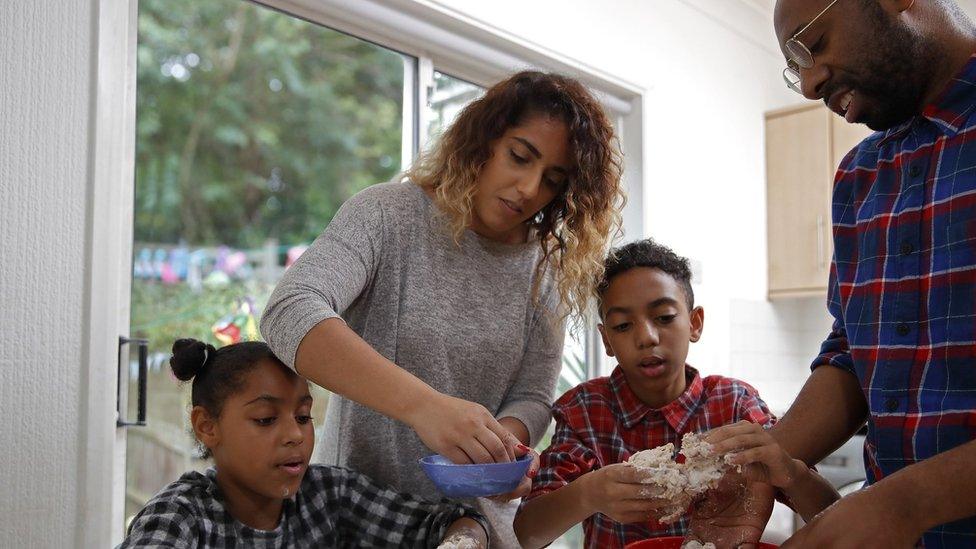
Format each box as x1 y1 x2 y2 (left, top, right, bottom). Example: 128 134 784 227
191 405 220 452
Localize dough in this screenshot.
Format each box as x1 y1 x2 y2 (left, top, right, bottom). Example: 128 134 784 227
436 533 480 549
626 432 735 523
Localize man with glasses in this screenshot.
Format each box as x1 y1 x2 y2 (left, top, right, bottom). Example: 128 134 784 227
689 1 976 547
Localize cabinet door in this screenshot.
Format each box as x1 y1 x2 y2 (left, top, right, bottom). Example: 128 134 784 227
766 106 833 297
831 116 874 169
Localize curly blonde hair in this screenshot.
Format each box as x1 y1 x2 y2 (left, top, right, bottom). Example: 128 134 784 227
406 71 625 321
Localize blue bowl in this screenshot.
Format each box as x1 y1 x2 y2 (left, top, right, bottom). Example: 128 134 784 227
419 453 533 498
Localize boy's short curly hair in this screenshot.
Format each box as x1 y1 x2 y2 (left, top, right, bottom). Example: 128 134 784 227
597 238 694 312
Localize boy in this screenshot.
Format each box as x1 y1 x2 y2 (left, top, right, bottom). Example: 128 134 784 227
513 239 776 548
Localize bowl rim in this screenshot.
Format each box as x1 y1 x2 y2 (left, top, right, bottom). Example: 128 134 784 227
419 453 534 468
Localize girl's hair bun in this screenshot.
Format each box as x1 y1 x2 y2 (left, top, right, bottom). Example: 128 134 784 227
170 338 217 381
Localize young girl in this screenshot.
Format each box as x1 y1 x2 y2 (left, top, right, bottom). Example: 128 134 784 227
260 70 624 544
119 339 489 548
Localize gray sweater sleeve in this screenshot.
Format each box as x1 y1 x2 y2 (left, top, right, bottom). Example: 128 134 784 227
496 284 566 447
259 190 384 369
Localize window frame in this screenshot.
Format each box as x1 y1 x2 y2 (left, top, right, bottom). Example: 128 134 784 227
252 1 645 272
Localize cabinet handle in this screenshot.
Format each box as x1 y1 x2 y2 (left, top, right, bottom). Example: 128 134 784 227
817 215 826 270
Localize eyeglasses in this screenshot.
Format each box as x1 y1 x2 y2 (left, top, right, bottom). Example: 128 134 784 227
782 0 841 93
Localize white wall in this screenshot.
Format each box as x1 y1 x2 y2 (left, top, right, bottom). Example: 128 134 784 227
432 0 821 410
0 1 93 546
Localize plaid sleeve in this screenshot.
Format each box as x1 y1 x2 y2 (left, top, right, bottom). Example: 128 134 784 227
116 498 196 548
811 200 855 376
730 380 777 429
326 467 488 548
521 399 599 505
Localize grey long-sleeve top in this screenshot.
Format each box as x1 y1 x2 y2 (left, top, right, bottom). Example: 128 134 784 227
260 179 564 504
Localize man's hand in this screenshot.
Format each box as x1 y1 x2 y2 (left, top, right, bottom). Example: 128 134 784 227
782 484 923 548
686 473 774 549
706 421 806 489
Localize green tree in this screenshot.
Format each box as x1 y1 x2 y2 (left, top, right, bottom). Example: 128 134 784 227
135 0 406 249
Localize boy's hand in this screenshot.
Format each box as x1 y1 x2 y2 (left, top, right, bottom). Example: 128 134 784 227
705 420 806 489
580 464 674 524
490 443 540 502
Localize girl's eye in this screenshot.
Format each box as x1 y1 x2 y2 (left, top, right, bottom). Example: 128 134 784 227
509 150 529 164
254 417 276 426
612 323 630 333
296 415 313 425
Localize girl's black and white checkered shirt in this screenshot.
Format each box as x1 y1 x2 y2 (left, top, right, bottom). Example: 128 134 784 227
118 464 488 548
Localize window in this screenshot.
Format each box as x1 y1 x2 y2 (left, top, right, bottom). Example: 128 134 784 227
121 2 639 543
125 0 411 521
425 71 485 142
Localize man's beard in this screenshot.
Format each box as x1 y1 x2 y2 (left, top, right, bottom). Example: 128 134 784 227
828 12 942 130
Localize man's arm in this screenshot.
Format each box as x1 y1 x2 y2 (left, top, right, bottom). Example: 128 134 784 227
770 365 868 465
784 439 976 547
884 438 976 532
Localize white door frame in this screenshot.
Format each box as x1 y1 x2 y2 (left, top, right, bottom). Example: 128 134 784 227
79 0 139 545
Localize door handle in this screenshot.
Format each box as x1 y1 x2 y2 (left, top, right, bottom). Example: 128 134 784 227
118 336 149 427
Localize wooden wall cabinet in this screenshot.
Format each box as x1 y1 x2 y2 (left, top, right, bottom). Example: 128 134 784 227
765 104 872 299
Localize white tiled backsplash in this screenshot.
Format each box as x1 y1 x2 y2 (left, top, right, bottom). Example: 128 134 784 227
728 297 833 415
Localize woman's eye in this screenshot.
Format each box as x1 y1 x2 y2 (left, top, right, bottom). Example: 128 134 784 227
544 177 565 189
509 150 529 164
296 415 313 425
254 417 276 426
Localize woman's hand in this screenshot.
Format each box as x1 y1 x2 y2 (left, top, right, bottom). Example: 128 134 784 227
491 443 540 502
407 392 519 464
705 420 806 489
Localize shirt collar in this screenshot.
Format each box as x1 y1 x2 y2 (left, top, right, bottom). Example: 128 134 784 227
610 365 704 431
880 53 976 144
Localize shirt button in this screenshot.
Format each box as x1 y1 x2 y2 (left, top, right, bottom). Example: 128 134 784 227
900 241 914 255
896 323 911 336
885 398 899 413
909 165 922 177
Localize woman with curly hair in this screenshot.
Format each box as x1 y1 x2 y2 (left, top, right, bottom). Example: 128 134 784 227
260 70 624 545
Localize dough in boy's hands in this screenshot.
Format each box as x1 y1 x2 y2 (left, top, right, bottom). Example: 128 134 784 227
626 432 736 523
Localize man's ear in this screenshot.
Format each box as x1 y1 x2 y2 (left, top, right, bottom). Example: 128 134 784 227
689 306 705 342
598 323 616 357
191 405 220 452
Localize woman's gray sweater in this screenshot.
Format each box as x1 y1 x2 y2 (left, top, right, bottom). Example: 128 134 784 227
260 180 564 546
